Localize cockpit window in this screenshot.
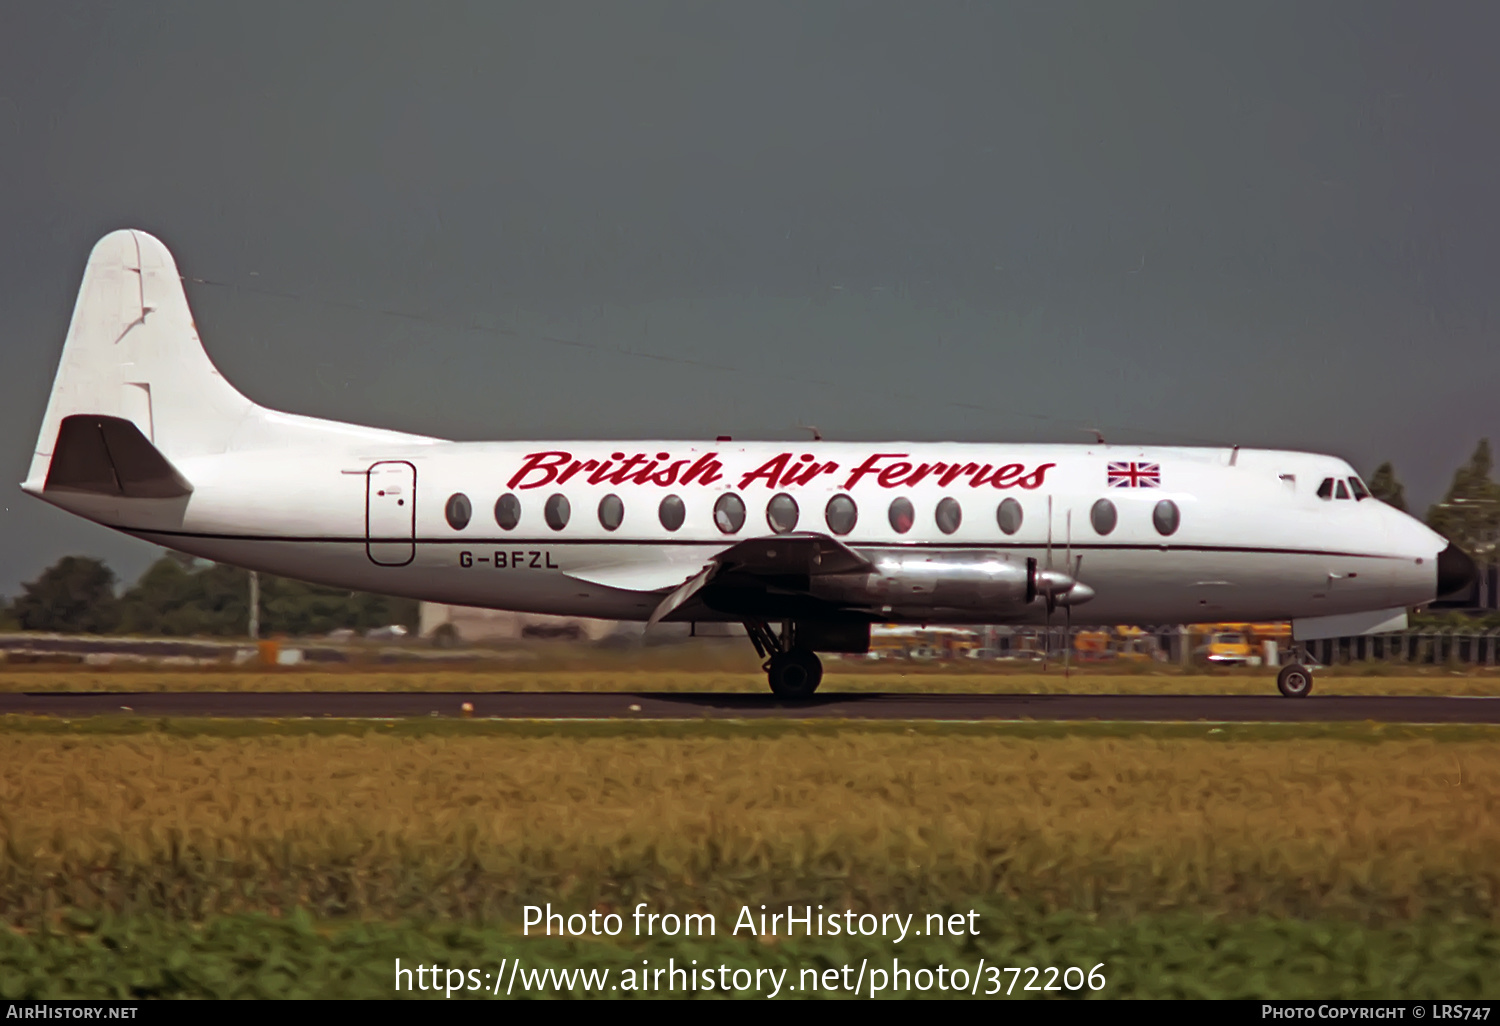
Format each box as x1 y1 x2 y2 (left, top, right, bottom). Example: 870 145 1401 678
1317 477 1335 500
1335 480 1350 500
1348 477 1370 500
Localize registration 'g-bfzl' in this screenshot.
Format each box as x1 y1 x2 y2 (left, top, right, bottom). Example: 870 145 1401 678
23 231 1478 697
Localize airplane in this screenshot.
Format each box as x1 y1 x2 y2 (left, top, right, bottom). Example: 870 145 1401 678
22 230 1479 698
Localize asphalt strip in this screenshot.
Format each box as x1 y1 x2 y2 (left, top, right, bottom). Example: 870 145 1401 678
1 692 1498 724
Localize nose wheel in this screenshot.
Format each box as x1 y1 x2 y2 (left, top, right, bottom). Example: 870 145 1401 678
1277 663 1313 698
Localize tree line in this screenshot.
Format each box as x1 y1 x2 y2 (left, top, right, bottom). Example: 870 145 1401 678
1369 439 1500 566
0 555 417 637
2 441 1496 636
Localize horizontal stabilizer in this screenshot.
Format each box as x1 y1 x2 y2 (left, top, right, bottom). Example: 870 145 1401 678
44 415 193 498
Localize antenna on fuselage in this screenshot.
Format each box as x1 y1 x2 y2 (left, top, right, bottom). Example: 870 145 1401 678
799 425 823 441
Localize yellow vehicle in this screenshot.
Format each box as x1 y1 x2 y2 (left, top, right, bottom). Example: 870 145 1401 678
1197 622 1292 666
1205 629 1254 665
868 625 983 659
1071 626 1158 662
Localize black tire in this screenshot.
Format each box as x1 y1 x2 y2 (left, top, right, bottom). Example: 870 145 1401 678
1277 663 1313 698
767 648 823 699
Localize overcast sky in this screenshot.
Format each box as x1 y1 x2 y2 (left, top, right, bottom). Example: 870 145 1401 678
2 2 1497 596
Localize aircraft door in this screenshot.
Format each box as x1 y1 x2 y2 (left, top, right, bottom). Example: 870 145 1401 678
366 461 416 566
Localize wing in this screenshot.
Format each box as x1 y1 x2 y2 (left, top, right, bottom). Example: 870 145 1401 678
646 533 875 626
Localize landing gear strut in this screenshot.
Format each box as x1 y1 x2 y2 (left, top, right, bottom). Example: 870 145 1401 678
745 621 824 699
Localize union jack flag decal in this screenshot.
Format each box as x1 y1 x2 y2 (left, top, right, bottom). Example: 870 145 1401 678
1107 461 1161 488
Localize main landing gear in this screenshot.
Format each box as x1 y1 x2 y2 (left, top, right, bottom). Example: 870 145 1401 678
744 621 823 699
1276 661 1314 698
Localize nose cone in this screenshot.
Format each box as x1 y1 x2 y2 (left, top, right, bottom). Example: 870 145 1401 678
1436 542 1479 598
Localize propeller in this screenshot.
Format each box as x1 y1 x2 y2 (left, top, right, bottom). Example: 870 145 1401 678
1065 510 1072 680
1043 496 1054 670
1036 497 1096 670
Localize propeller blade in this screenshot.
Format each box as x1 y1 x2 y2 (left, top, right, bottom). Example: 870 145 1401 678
1064 507 1072 680
1046 496 1054 568
1065 508 1072 591
1043 495 1054 671
1042 595 1051 671
1065 599 1072 679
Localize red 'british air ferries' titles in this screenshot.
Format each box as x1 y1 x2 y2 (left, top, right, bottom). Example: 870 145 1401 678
507 450 1057 492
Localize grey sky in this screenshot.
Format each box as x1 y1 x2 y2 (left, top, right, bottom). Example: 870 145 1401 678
2 2 1497 596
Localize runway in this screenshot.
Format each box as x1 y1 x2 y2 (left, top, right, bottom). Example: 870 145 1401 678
2 691 1499 723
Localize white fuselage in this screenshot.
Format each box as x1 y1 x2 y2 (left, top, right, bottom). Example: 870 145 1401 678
25 230 1460 638
39 438 1447 627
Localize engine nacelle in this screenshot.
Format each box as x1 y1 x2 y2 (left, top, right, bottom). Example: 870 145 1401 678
811 548 1037 617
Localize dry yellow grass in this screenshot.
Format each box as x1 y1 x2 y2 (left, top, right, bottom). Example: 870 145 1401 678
2 730 1496 923
3 666 1498 695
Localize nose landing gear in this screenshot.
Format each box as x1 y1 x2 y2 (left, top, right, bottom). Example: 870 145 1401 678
745 620 824 699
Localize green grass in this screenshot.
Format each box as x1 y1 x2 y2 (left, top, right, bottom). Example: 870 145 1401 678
4 908 1495 999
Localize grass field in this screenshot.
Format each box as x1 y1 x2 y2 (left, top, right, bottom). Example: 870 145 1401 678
3 723 1496 924
2 719 1498 998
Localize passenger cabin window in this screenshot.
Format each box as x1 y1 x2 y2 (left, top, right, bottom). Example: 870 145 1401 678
825 494 857 536
1153 499 1180 536
1348 477 1370 500
598 494 624 531
1090 498 1117 536
888 497 914 534
713 493 746 534
445 493 472 530
935 497 962 535
996 498 1023 535
659 494 686 531
1335 480 1350 500
495 493 521 530
543 493 570 530
767 493 799 534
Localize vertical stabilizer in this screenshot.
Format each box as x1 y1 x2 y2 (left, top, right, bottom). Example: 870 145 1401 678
25 230 439 496
26 230 255 490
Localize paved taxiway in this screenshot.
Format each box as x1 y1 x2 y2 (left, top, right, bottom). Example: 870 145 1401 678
1 691 1498 723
